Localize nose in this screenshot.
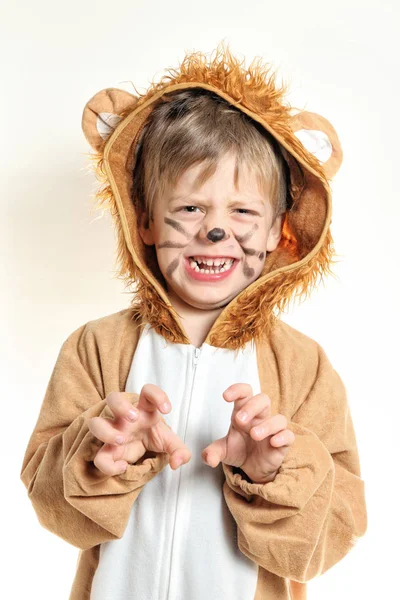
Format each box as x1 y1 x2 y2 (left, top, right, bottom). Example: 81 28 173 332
207 228 227 242
197 207 231 244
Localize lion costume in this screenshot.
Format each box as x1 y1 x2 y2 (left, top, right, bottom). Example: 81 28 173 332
20 45 367 600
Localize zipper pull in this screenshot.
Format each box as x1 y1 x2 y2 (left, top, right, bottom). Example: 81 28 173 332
193 347 201 366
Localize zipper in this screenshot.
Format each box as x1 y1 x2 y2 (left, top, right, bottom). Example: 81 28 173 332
166 345 202 600
193 347 201 367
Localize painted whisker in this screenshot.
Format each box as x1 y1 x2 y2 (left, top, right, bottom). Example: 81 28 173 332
158 241 188 249
164 217 191 238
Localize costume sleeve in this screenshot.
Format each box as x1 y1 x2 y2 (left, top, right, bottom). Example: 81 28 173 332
20 322 169 550
222 343 368 583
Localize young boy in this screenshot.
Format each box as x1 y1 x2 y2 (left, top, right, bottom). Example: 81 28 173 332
20 44 368 600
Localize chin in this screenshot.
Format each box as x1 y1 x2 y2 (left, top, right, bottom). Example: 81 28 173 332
194 302 228 311
184 292 236 311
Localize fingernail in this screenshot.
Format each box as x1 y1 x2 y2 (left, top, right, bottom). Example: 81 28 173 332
128 409 138 421
115 435 124 444
162 402 170 412
237 411 248 422
175 458 183 467
253 427 265 437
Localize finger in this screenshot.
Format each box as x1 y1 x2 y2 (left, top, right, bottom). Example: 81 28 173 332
93 443 128 476
235 392 272 428
269 429 296 447
249 415 290 441
161 425 192 470
88 416 129 445
137 383 172 415
202 436 226 468
222 383 253 413
105 392 140 425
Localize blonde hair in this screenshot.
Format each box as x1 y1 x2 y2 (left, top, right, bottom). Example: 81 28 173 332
131 88 290 226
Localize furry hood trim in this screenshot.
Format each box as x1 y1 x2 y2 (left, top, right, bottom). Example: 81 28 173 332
81 44 343 350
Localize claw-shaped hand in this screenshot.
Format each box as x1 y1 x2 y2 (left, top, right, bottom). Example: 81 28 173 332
201 383 295 483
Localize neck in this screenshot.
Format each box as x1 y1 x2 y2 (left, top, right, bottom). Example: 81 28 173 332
167 289 224 347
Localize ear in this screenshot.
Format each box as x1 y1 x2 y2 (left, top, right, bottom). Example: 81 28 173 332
81 88 139 152
266 213 284 252
289 110 343 179
138 211 155 246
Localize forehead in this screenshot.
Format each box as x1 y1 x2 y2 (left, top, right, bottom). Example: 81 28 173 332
167 153 267 203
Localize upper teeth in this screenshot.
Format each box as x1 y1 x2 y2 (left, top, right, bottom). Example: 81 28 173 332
191 256 234 267
188 256 235 273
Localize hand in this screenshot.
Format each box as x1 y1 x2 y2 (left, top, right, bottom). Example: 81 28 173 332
87 385 191 476
201 383 295 483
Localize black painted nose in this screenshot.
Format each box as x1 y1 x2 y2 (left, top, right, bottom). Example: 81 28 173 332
207 228 226 242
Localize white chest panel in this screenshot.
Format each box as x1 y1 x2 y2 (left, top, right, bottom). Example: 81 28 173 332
90 324 263 600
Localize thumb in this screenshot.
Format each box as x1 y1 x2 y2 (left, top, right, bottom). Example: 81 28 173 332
160 421 192 470
202 436 227 468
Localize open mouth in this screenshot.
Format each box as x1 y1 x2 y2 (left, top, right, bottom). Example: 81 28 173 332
188 256 236 274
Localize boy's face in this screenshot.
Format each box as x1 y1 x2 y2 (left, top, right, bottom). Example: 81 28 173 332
139 152 283 312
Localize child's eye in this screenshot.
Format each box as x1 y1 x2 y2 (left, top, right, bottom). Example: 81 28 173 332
235 208 252 215
181 206 200 213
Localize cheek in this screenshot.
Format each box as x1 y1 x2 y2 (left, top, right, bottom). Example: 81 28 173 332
246 229 269 256
179 219 201 237
156 247 181 271
240 231 268 278
154 231 188 276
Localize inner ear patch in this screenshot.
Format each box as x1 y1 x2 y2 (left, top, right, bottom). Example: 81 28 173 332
97 112 123 140
81 87 138 151
294 129 333 164
289 109 343 178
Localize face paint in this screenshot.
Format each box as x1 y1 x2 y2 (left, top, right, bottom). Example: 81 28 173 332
158 218 193 278
140 153 281 313
206 227 228 242
233 229 266 278
234 223 258 244
243 263 255 278
158 241 188 249
166 257 180 278
159 221 260 281
164 217 191 238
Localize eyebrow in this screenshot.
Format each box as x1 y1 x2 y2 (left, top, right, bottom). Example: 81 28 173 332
228 199 265 209
167 196 266 208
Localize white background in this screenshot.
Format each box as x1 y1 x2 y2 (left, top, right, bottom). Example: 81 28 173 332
4 0 399 598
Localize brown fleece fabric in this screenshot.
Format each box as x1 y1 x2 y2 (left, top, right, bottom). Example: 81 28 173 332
20 309 367 599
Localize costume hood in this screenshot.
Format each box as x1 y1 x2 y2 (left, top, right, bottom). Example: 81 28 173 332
81 45 343 350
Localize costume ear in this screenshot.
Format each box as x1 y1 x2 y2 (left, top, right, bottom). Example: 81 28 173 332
81 88 139 152
289 110 343 179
